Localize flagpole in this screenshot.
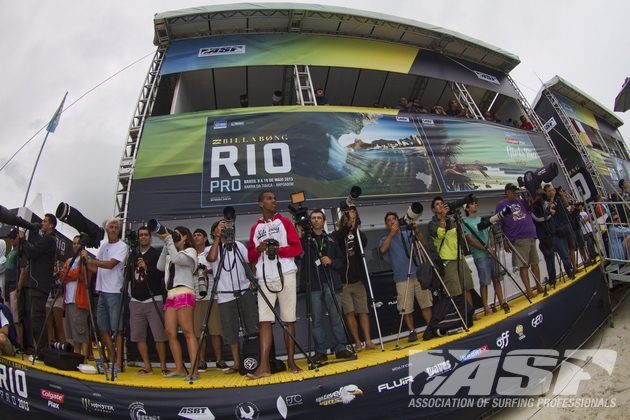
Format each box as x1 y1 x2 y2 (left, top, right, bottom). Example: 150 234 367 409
22 92 68 208
23 130 51 207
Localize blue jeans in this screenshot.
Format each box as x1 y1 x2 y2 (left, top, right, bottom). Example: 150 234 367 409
552 236 573 276
310 285 347 354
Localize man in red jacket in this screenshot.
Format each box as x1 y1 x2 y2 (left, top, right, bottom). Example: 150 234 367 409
247 191 303 378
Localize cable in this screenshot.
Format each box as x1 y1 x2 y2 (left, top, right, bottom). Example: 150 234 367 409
0 51 154 173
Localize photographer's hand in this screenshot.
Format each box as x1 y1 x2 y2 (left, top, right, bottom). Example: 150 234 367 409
320 256 332 266
256 242 268 254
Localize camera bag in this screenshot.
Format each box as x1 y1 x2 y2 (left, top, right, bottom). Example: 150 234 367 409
40 347 85 371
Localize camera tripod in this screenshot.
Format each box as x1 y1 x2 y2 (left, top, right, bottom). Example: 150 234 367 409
192 231 317 383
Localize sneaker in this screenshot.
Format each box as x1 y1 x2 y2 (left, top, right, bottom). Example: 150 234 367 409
408 330 418 343
335 349 357 360
311 352 328 364
197 361 208 372
215 360 229 370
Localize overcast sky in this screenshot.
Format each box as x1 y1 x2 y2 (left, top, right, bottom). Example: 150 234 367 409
1 0 629 232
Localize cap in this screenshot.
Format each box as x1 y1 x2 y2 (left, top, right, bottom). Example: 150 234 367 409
464 198 478 208
505 183 518 192
193 228 208 237
8 228 18 239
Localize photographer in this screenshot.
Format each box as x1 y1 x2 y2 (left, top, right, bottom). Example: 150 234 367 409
462 199 508 315
19 213 57 356
496 184 543 298
299 210 354 363
58 236 90 359
333 205 376 352
543 184 576 278
379 212 432 342
156 226 199 381
427 197 476 314
81 218 128 373
207 219 258 374
192 228 226 371
129 227 169 376
247 190 303 378
531 187 562 285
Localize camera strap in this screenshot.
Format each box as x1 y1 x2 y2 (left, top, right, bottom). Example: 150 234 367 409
262 258 284 293
167 262 175 290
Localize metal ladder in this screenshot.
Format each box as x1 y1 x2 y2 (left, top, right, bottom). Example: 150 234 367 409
450 82 483 119
542 88 608 202
114 46 167 226
293 65 317 106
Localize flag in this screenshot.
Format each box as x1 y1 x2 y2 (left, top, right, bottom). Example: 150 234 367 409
46 92 68 133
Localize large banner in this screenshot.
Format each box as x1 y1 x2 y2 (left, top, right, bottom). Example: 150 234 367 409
160 34 519 97
128 108 555 221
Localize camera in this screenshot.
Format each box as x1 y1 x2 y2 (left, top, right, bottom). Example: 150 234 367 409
339 186 362 212
265 239 280 260
147 219 181 242
447 193 475 214
222 206 236 246
196 264 208 297
477 206 512 230
55 202 104 248
517 162 559 196
288 191 311 232
400 202 424 225
0 205 41 231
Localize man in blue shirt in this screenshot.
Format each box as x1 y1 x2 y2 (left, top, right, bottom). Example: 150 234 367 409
379 212 432 342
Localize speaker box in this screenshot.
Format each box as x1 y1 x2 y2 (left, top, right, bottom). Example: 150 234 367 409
40 348 85 371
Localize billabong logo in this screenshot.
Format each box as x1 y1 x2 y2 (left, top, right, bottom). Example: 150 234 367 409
199 45 246 57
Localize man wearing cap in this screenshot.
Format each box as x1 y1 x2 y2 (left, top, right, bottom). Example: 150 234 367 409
496 184 543 298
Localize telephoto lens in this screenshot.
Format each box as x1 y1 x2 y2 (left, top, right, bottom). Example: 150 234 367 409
197 264 208 297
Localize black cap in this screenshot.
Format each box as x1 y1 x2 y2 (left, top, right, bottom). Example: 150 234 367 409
8 228 18 239
505 183 518 191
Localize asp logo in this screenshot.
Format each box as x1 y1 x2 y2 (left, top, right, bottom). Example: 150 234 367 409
199 45 246 57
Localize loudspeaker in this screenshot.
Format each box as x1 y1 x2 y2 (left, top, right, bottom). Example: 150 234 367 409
40 348 84 371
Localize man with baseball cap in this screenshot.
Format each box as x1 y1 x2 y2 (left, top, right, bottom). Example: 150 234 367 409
496 183 543 298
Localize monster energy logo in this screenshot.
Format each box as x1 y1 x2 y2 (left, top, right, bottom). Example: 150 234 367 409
81 397 115 414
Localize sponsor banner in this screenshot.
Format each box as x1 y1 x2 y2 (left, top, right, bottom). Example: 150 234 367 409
554 93 599 131
129 109 556 220
160 34 417 75
0 268 612 418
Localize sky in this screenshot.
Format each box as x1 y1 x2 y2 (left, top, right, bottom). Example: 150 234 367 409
1 0 629 232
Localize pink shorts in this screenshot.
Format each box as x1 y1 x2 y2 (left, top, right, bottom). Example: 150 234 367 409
163 293 196 311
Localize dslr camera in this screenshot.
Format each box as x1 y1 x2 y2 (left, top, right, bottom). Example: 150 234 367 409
265 239 280 260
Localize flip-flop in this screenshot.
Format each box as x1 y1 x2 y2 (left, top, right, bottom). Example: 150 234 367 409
224 367 239 374
164 371 186 378
136 368 153 376
161 369 171 377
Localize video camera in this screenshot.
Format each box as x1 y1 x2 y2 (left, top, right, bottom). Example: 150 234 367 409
288 191 311 232
517 162 558 196
222 206 236 247
477 206 512 230
55 202 104 248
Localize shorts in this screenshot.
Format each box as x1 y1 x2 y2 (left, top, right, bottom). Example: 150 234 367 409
473 256 494 286
96 292 122 332
164 292 196 311
341 282 369 314
65 303 89 343
193 299 222 336
395 279 432 314
219 290 259 344
129 300 167 342
442 259 474 297
258 272 297 323
511 238 540 268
